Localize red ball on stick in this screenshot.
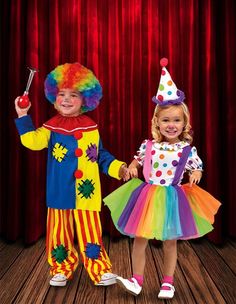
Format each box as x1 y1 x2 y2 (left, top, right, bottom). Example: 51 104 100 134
18 94 30 108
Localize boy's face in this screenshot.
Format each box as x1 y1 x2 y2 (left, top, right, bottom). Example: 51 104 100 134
55 88 83 117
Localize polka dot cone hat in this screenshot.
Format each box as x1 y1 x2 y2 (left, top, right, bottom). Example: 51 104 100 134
152 58 185 106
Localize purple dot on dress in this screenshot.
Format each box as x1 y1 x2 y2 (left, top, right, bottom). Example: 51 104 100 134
188 160 193 165
172 160 178 166
160 179 166 184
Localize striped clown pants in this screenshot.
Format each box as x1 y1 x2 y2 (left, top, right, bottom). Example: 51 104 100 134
46 208 112 284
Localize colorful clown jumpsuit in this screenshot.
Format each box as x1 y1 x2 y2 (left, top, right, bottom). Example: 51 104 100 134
15 113 125 284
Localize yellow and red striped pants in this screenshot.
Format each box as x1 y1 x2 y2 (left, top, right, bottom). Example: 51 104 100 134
46 208 112 284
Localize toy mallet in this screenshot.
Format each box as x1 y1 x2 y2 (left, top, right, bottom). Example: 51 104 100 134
18 67 38 108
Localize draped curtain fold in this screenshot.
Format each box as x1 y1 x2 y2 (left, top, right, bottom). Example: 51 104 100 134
0 0 235 244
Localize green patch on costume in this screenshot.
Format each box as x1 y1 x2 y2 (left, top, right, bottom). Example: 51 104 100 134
52 245 68 263
78 179 95 199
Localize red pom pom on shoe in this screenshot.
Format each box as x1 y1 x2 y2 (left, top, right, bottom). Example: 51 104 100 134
160 58 168 67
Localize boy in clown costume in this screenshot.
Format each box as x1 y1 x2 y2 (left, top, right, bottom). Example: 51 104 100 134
14 63 127 287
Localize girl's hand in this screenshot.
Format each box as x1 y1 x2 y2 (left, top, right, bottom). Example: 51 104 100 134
189 170 202 187
128 165 138 178
15 97 31 117
128 159 140 179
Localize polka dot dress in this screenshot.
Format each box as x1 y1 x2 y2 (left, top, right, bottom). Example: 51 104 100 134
104 139 220 241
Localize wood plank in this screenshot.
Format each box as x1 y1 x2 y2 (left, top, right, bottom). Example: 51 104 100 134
229 238 236 249
178 240 226 304
44 267 83 304
74 268 106 304
0 236 235 304
136 243 164 304
0 238 45 304
0 240 24 278
210 239 236 274
0 238 7 251
150 241 197 304
190 239 236 304
13 250 50 303
106 236 135 304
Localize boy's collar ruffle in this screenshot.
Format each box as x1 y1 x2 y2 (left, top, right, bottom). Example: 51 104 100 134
43 114 97 135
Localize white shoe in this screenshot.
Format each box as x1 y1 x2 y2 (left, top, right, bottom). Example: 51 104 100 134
116 277 142 296
49 273 67 287
96 273 118 286
158 283 175 299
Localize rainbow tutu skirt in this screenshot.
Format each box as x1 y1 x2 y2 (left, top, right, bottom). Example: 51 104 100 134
104 178 221 240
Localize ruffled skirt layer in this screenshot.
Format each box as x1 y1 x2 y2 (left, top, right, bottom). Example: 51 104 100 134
104 178 221 240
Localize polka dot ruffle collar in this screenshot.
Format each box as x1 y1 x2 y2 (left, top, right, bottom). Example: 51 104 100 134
154 141 189 151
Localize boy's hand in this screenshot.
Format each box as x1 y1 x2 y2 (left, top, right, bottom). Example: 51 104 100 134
119 164 130 181
189 170 202 187
15 96 31 118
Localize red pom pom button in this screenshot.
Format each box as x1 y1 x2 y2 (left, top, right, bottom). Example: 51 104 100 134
74 169 83 179
74 131 83 140
160 58 168 67
75 148 83 157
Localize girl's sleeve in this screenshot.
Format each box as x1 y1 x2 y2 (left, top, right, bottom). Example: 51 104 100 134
15 115 50 150
134 139 148 166
185 146 203 171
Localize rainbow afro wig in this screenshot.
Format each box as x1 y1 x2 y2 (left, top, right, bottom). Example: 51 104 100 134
44 62 102 113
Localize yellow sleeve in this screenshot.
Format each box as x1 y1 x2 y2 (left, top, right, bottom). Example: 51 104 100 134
108 159 126 180
21 127 51 150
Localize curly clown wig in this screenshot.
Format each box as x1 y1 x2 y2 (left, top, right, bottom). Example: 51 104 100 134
44 62 102 113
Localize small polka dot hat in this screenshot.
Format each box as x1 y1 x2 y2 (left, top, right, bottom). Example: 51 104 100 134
152 58 185 106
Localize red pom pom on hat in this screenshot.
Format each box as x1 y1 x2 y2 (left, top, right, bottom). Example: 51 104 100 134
160 58 168 67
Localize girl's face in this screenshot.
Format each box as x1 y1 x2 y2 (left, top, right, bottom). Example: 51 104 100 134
157 106 185 143
55 88 83 117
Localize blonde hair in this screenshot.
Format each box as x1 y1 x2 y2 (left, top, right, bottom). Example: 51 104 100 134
151 102 193 143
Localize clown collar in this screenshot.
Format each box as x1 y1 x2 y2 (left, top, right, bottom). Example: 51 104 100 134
43 114 98 135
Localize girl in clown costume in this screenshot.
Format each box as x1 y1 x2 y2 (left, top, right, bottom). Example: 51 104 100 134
104 58 221 299
14 63 127 287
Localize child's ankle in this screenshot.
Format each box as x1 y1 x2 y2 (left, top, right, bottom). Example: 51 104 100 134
132 274 144 286
161 275 174 290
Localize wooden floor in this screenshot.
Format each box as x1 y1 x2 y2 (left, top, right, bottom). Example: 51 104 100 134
0 235 235 304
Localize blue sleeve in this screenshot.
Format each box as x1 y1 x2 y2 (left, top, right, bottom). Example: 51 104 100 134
15 115 35 135
97 139 115 175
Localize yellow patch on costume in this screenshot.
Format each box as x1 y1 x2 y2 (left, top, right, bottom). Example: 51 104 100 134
52 143 68 162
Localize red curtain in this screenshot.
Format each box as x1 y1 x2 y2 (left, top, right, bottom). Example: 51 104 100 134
0 0 235 244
